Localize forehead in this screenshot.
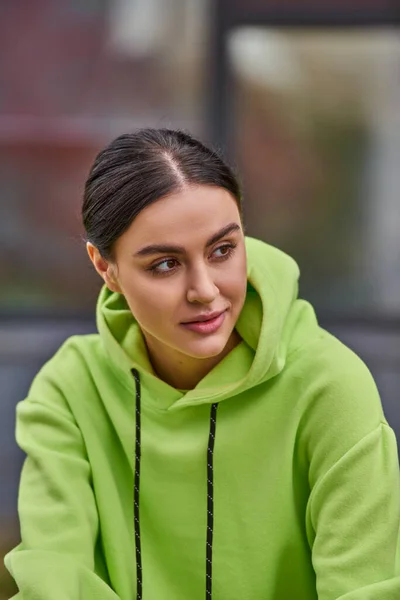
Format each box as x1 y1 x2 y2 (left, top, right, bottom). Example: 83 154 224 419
121 185 241 249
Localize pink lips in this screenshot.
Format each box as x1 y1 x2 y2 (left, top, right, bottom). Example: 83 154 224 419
181 310 227 334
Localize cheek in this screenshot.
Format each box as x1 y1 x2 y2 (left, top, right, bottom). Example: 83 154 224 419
219 256 247 299
123 277 180 324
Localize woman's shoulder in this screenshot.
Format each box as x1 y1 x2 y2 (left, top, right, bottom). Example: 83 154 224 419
285 300 380 410
17 333 134 447
40 333 104 377
292 325 379 399
288 325 388 469
25 334 107 410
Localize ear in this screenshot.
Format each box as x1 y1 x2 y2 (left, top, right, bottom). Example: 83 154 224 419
86 242 122 294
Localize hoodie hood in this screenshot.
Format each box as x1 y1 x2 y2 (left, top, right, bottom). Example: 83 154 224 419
97 237 314 410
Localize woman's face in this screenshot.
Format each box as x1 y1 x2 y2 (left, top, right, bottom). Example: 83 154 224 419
92 185 247 362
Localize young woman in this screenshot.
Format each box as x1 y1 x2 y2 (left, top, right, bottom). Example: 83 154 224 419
5 129 400 600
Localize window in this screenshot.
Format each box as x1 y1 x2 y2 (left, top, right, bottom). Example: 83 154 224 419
228 28 400 315
0 0 207 314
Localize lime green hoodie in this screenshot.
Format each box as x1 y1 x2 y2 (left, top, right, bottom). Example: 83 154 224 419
5 238 400 600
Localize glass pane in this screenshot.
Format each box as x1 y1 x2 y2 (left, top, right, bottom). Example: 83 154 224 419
228 28 400 315
0 0 207 314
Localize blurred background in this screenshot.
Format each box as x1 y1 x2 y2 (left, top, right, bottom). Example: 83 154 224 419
0 0 399 596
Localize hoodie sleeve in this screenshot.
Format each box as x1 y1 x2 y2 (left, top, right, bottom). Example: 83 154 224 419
302 342 400 600
308 422 400 600
4 369 120 600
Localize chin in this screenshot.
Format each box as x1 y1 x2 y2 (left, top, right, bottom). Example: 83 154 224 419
183 334 231 360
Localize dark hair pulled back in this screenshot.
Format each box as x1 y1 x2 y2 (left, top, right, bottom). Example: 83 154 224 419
82 128 242 259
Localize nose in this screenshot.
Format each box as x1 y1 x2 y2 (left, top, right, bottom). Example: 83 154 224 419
186 263 219 304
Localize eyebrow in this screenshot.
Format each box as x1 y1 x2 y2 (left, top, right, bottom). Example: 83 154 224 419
134 222 241 257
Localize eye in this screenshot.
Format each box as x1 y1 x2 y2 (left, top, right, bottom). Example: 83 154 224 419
149 258 179 275
211 243 236 260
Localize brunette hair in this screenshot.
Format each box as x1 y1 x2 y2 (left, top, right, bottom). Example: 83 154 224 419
82 128 242 259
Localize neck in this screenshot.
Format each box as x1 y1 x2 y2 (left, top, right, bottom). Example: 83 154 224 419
145 330 242 390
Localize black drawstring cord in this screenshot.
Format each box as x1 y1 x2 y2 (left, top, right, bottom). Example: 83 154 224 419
132 369 143 600
206 403 218 600
131 369 219 600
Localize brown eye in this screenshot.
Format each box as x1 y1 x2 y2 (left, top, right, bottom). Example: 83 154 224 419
212 244 235 260
150 258 179 275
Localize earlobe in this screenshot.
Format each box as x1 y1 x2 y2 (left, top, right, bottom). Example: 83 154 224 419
104 266 122 294
86 242 122 293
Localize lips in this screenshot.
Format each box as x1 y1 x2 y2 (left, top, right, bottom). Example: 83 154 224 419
182 310 226 325
180 309 227 335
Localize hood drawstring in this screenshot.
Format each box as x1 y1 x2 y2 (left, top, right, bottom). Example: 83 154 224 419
131 369 219 600
132 369 143 600
206 403 218 600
